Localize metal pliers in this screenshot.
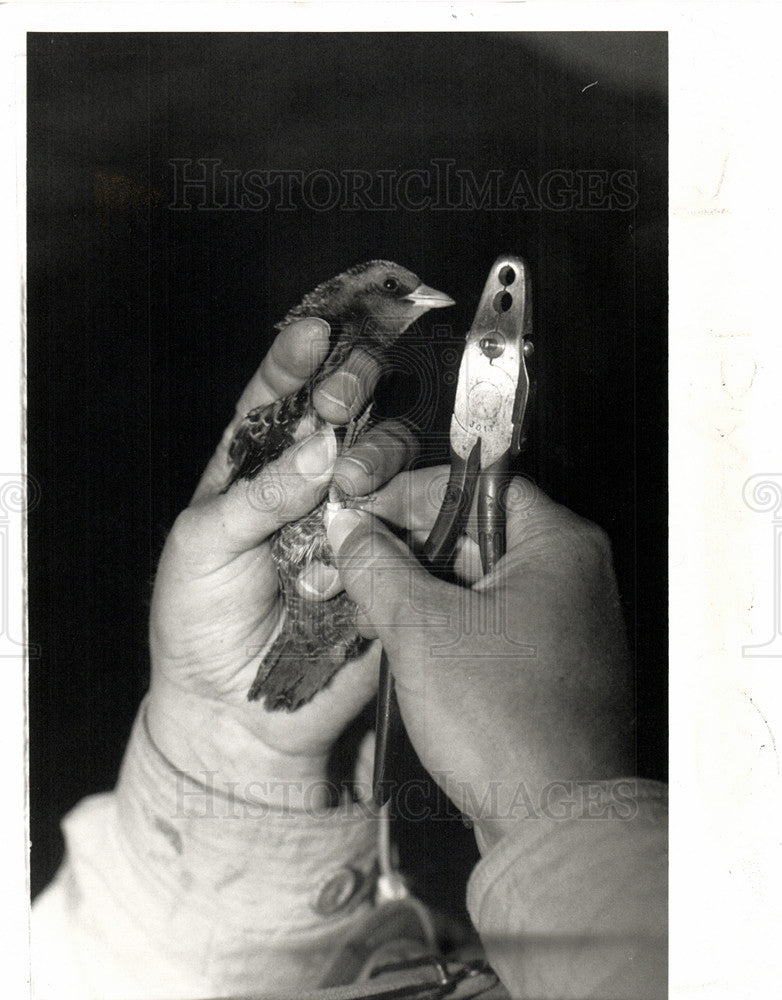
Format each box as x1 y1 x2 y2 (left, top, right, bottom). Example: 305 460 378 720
373 255 535 806
424 253 534 575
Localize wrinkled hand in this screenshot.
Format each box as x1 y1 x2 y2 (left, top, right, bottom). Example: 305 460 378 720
327 470 635 850
146 317 415 808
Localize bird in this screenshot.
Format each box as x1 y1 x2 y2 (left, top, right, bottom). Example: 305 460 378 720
224 260 454 710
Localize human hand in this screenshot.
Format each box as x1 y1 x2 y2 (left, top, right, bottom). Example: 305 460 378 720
326 469 634 850
145 317 415 809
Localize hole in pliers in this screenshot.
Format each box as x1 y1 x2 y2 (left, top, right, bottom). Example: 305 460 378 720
492 290 513 313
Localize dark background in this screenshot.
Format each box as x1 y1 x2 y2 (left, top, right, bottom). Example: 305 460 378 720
27 32 667 909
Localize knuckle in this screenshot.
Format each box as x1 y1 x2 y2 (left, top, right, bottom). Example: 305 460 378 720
576 515 610 551
568 518 613 570
332 457 374 497
381 421 419 460
275 321 330 377
346 442 383 472
505 474 539 516
588 522 612 556
165 505 215 570
245 466 291 520
170 505 202 548
376 419 419 455
396 418 421 447
338 525 377 571
347 347 383 383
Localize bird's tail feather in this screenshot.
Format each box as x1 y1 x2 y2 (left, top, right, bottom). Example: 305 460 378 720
248 633 353 710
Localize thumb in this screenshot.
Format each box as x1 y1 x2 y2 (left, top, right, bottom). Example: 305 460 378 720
326 507 451 654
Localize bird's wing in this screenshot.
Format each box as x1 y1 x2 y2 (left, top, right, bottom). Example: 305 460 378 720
225 384 321 487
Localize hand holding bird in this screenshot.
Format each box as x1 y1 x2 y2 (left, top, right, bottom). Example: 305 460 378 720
145 261 452 805
223 261 454 711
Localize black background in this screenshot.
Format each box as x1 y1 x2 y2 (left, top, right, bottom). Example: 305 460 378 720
27 32 667 909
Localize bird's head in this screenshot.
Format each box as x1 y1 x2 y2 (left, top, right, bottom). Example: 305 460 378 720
281 260 455 347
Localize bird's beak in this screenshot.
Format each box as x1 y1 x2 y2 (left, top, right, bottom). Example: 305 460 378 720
402 284 455 309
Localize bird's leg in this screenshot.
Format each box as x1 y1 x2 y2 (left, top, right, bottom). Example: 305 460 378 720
343 493 377 511
343 402 374 449
329 402 373 506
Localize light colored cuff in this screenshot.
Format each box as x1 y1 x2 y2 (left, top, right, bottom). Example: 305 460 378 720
110 700 378 993
467 778 668 999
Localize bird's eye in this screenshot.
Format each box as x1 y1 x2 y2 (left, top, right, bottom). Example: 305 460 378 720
383 277 399 291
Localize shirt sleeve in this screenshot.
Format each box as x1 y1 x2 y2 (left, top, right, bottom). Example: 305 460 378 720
31 700 378 1000
466 778 668 1000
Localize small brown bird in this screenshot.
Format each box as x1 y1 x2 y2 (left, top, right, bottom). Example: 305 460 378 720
225 260 454 710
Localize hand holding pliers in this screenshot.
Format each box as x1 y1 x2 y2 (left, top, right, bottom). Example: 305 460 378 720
373 255 535 806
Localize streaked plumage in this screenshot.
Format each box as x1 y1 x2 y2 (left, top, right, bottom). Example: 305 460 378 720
225 260 453 710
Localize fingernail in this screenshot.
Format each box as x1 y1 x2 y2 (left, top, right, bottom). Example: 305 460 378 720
297 561 344 600
306 317 332 339
317 371 361 410
326 507 364 553
293 427 337 478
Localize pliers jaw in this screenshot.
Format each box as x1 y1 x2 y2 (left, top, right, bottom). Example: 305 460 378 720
451 254 533 468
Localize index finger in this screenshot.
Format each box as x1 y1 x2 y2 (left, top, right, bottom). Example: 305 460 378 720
193 317 331 500
235 316 331 416
366 468 547 552
365 467 449 535
331 421 419 499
